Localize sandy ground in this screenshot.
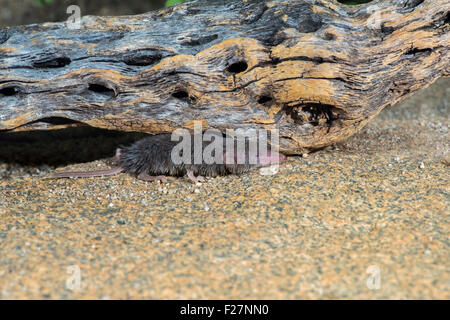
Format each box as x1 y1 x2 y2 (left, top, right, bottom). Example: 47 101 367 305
0 78 448 299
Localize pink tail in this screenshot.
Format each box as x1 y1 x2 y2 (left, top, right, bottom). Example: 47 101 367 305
48 166 124 179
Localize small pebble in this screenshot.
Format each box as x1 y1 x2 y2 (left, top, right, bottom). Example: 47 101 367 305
259 166 279 176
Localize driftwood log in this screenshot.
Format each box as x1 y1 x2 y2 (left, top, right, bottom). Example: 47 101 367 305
0 0 448 154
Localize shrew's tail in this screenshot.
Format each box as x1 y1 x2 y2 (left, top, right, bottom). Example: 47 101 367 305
46 167 124 179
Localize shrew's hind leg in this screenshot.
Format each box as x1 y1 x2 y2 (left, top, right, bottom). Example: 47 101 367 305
187 169 205 184
137 172 172 183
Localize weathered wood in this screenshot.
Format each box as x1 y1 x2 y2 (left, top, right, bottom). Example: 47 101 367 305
0 0 448 154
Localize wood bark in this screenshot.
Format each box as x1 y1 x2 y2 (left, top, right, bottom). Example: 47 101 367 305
0 0 448 154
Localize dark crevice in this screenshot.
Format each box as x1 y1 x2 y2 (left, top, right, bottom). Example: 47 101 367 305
123 53 162 66
226 61 248 74
273 55 338 66
203 78 260 94
88 83 116 97
172 90 197 104
283 103 340 127
258 95 273 104
172 90 189 100
274 76 346 83
381 24 395 35
404 47 432 57
33 57 71 69
181 34 218 46
245 54 338 75
0 86 20 96
0 127 146 167
284 56 333 64
445 11 450 25
323 32 336 41
29 117 81 126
